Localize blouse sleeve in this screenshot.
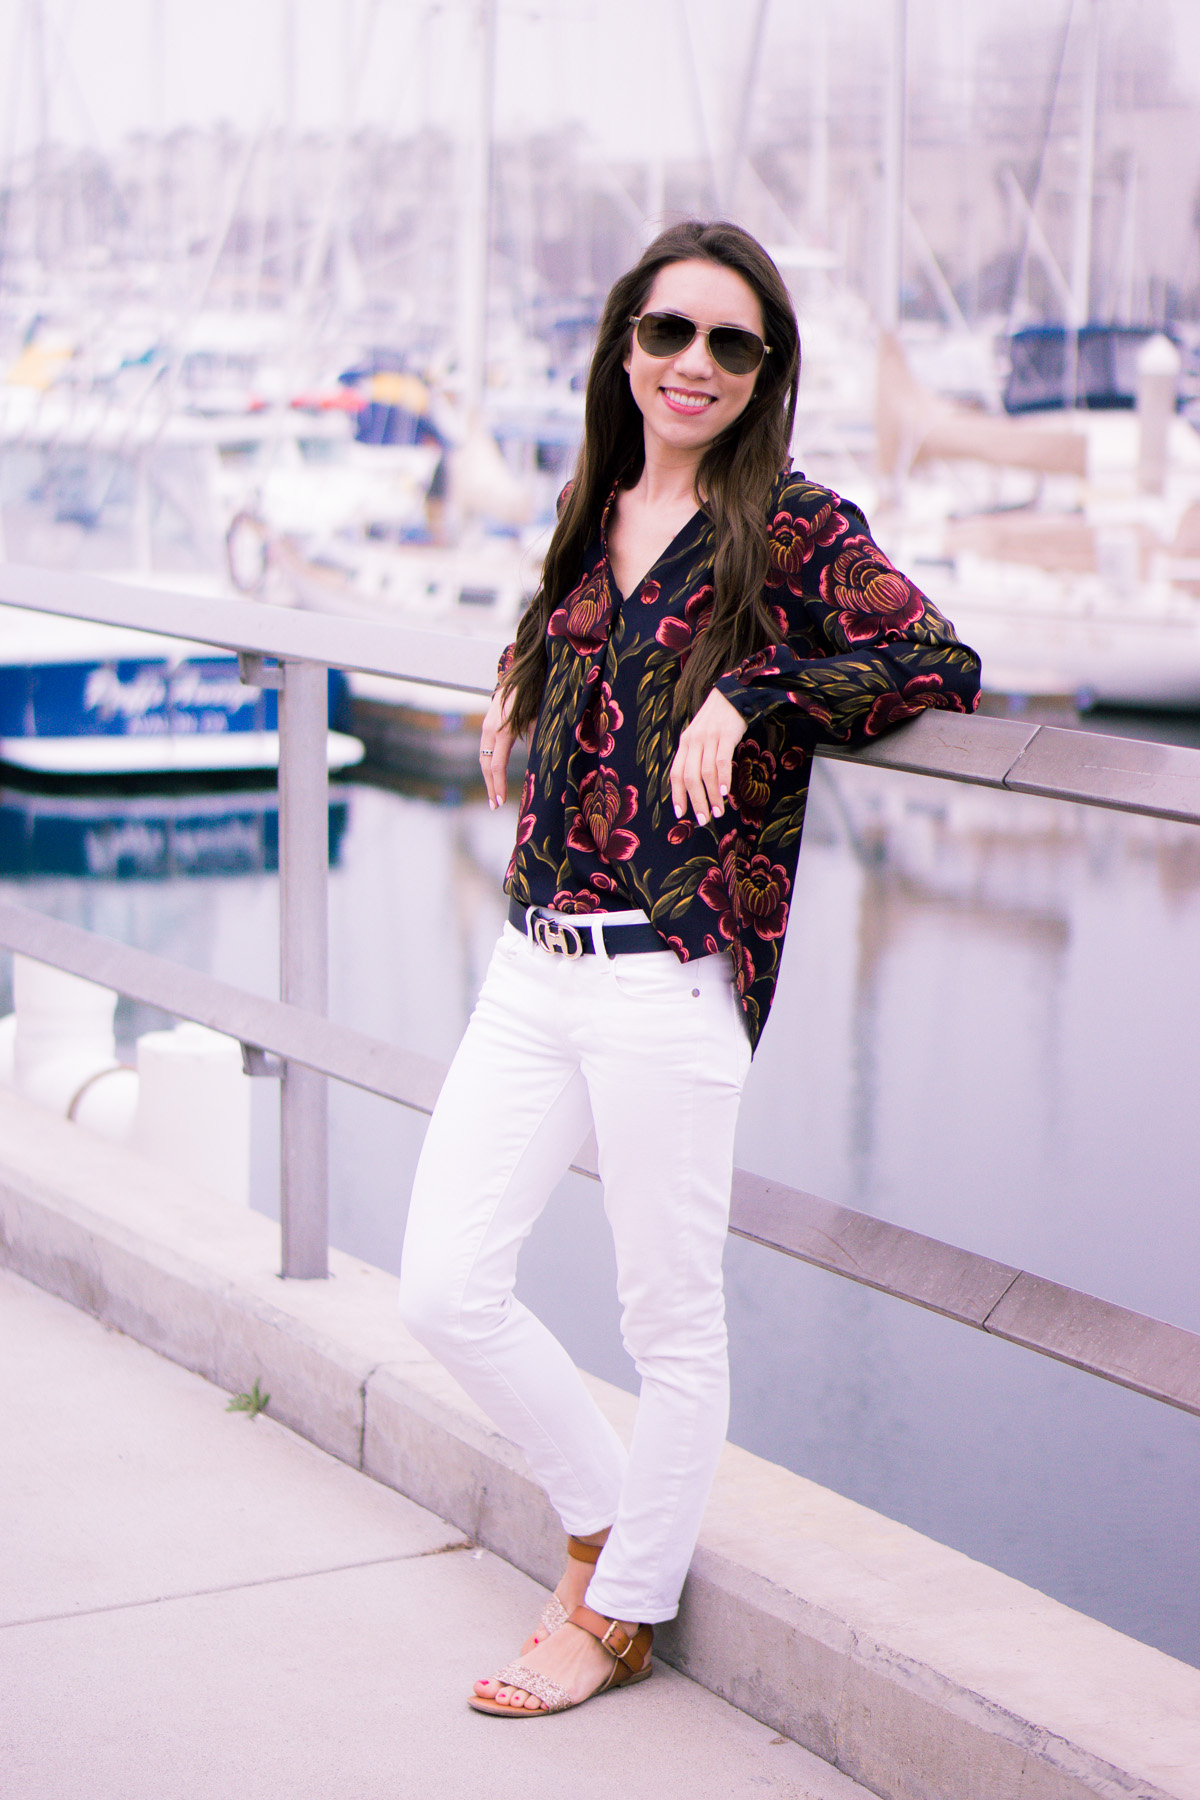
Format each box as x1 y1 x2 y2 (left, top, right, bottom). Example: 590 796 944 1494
714 478 981 744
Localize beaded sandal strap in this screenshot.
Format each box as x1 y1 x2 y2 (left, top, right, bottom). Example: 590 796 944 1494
536 1594 569 1638
492 1660 573 1713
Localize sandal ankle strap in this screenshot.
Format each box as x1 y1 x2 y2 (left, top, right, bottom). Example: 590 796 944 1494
568 1605 653 1672
565 1535 605 1566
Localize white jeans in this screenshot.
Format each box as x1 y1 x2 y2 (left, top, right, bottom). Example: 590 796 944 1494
398 916 752 1624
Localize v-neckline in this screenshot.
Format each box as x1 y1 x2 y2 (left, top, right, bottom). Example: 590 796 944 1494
601 487 703 604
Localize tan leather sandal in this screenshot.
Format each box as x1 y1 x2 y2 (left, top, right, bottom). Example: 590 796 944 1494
468 1605 653 1718
525 1534 605 1647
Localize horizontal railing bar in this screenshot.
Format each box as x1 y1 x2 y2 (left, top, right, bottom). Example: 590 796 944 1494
729 1167 1022 1324
1003 724 1200 823
0 562 505 695
727 1170 1200 1419
0 899 446 1112
820 710 1040 788
818 709 1200 827
0 896 1195 1417
5 563 1200 825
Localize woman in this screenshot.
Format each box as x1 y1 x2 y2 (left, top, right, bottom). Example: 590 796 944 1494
399 220 980 1719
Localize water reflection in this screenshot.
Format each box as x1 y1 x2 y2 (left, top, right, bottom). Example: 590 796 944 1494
1 759 1196 1666
0 783 347 881
749 766 1200 1332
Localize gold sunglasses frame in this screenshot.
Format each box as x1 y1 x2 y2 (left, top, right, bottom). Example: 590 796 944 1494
628 312 772 374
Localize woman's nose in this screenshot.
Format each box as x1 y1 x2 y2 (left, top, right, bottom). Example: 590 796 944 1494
673 332 714 378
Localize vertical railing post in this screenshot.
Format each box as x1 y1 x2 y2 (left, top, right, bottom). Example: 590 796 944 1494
277 657 329 1278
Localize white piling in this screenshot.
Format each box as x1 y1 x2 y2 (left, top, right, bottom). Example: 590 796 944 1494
133 1023 252 1207
3 956 138 1140
1136 333 1181 496
0 957 252 1187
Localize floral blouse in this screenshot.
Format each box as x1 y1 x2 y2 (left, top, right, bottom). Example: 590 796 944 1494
502 473 981 1050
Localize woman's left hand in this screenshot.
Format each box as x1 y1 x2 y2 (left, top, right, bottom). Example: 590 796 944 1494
670 689 747 827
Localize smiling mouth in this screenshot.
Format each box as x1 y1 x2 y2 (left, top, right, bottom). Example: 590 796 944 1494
660 387 715 413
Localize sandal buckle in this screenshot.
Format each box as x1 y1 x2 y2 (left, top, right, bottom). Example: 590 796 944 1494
599 1619 632 1658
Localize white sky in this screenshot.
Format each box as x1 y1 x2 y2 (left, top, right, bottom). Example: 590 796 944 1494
3 0 1199 162
2 0 713 158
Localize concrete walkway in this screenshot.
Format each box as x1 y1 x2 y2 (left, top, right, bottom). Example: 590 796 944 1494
0 1267 870 1800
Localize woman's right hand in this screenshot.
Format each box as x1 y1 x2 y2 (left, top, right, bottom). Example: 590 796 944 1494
480 683 518 808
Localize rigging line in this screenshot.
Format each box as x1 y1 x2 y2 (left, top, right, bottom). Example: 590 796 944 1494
737 156 801 247
34 0 95 146
296 0 385 307
11 1 140 399
724 0 771 217
1001 166 1076 323
265 0 389 480
377 2 439 142
674 0 719 214
0 4 30 292
904 203 968 335
1006 0 1078 333
126 123 270 459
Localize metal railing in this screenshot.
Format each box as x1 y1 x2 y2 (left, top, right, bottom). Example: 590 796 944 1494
0 560 1197 1420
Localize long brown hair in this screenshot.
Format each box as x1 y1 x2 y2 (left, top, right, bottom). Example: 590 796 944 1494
501 219 801 734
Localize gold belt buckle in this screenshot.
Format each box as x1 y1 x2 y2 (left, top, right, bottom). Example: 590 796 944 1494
532 915 584 958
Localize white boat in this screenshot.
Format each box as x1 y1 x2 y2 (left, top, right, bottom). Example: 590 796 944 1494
0 590 363 777
875 336 1200 708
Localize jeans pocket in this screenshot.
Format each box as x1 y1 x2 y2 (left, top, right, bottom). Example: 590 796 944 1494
608 951 695 1003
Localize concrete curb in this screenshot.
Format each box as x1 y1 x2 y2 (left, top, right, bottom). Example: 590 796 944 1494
0 1086 1196 1800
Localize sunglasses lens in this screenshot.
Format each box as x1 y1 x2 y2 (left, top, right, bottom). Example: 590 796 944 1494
635 313 765 375
636 313 695 358
709 328 765 375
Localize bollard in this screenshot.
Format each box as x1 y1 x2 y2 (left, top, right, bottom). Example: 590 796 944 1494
3 955 138 1139
277 658 330 1277
134 1023 251 1206
1136 332 1181 496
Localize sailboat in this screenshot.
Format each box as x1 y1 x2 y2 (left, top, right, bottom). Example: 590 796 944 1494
875 330 1200 708
864 0 1200 710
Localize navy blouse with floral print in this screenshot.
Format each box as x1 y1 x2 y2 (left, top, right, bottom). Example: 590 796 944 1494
501 472 981 1051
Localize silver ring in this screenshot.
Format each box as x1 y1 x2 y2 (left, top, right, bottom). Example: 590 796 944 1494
480 750 494 757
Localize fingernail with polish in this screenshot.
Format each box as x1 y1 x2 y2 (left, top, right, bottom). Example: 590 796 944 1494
719 784 728 797
674 804 683 818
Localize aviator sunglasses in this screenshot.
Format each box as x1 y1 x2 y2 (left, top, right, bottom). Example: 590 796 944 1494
629 310 771 377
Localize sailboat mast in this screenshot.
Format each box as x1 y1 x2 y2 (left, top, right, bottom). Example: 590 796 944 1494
457 0 497 421
1069 0 1099 330
724 0 770 217
282 0 298 310
31 0 49 273
151 0 166 134
151 0 167 262
880 0 907 330
808 2 830 246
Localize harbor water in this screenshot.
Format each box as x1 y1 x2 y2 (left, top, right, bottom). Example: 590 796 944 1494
1 748 1198 1669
